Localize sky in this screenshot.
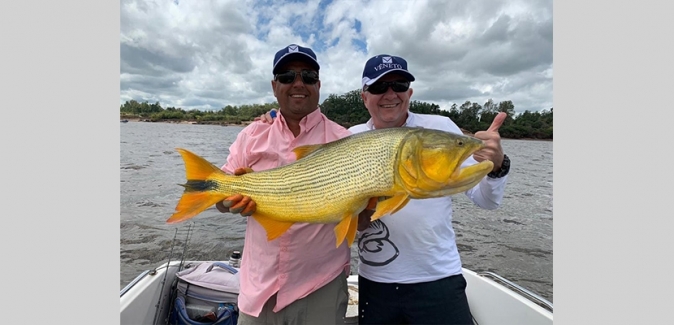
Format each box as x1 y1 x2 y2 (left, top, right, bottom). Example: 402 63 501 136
120 0 552 114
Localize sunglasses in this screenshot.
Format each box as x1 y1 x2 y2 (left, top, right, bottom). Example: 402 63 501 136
275 70 320 85
364 80 411 95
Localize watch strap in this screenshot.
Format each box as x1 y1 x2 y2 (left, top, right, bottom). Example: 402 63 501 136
487 154 510 178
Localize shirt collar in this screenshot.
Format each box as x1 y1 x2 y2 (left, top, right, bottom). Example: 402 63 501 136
365 111 414 130
277 107 323 134
299 107 323 133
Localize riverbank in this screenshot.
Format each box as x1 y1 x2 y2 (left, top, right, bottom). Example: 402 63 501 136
122 118 253 127
453 128 551 141
120 118 552 141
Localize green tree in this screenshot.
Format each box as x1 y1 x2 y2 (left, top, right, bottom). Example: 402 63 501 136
119 96 552 140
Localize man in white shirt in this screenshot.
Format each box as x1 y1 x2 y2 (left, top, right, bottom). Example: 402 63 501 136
352 54 510 325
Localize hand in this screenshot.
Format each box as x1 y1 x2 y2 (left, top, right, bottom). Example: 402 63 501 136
215 167 257 217
472 112 506 171
357 197 379 231
253 109 276 124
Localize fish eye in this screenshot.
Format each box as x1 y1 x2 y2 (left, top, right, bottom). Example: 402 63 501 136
457 140 464 146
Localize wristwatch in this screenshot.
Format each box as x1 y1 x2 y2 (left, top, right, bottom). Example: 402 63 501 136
487 154 510 179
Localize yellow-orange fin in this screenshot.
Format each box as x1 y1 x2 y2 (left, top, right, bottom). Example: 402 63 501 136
167 192 227 224
292 144 323 160
235 167 255 175
167 148 234 224
176 148 225 181
345 214 359 247
334 212 359 248
370 194 410 221
251 213 294 241
390 196 410 215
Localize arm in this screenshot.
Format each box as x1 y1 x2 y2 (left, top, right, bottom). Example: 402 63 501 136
463 112 509 209
217 132 258 216
463 163 508 210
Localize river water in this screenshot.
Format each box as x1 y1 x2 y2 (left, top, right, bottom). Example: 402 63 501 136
120 121 553 303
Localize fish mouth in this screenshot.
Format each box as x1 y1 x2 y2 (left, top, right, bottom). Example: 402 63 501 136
443 140 493 192
446 160 493 190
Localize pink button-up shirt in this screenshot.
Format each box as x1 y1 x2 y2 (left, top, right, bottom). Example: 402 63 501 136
221 108 352 317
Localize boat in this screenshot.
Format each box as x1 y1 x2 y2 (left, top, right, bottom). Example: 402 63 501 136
121 119 129 123
121 259 553 325
121 224 552 325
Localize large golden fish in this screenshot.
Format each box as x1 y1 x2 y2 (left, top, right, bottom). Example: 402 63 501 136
166 127 493 248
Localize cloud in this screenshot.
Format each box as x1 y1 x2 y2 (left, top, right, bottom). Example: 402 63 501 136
121 0 553 113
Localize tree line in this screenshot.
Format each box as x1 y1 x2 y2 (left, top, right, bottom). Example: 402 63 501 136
120 90 552 139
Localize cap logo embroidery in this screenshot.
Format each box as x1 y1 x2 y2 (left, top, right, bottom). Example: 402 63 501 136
288 45 299 52
372 56 402 71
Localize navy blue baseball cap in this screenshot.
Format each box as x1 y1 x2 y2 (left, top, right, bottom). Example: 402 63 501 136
272 44 320 75
361 54 415 87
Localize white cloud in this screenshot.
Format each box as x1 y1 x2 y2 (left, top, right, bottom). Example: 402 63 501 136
121 0 552 113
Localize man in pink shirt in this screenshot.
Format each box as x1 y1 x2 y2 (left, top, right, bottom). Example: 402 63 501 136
215 44 352 325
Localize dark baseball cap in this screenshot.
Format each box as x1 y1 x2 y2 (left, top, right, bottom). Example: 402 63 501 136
272 44 320 75
361 54 415 87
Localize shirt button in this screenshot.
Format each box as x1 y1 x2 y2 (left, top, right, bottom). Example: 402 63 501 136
280 274 287 279
281 247 287 252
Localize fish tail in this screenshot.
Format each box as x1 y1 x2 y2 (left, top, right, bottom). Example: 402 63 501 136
166 148 232 224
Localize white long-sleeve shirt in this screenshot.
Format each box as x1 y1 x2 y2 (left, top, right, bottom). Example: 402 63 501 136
349 112 508 283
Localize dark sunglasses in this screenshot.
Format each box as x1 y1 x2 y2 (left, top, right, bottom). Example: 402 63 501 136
275 70 320 85
364 80 410 95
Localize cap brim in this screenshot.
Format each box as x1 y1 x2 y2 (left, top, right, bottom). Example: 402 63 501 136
273 53 320 74
363 69 415 87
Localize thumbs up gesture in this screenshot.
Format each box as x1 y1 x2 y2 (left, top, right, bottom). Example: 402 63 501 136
472 112 506 172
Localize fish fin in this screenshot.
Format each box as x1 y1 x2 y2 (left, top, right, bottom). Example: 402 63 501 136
176 148 225 180
233 167 255 176
167 148 232 224
167 191 227 224
251 214 294 241
370 194 410 221
334 212 359 248
390 196 411 215
345 214 359 248
292 144 323 160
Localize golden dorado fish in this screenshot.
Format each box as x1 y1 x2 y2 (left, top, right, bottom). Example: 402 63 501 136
166 127 494 248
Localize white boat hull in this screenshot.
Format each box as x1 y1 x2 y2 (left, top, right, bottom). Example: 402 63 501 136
121 261 552 325
463 268 552 325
